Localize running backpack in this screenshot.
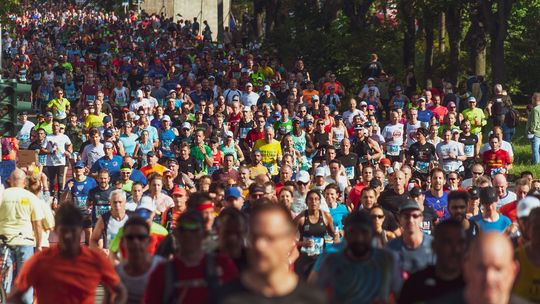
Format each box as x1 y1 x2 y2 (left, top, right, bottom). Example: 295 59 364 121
504 108 519 128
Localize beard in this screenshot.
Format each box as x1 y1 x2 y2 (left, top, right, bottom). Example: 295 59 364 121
348 241 371 259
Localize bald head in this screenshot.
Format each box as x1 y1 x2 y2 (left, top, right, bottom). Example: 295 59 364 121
492 174 508 197
464 233 518 304
8 169 27 188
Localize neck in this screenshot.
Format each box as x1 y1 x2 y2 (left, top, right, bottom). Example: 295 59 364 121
179 249 203 265
126 252 152 274
243 268 298 297
403 230 423 248
431 188 443 196
435 264 461 281
112 210 126 220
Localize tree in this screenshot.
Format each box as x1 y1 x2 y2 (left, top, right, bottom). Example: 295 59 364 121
0 0 20 24
480 0 514 85
445 0 464 86
399 0 416 69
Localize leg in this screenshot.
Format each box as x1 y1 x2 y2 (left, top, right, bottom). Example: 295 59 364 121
12 246 34 304
533 136 540 165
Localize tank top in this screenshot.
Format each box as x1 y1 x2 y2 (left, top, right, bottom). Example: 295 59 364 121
300 210 327 256
159 128 177 158
228 112 242 133
220 142 237 161
113 87 128 106
238 120 254 140
393 96 406 110
292 131 307 153
107 214 129 246
332 127 345 149
209 149 222 175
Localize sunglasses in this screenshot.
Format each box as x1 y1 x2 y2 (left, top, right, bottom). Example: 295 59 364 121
473 171 484 175
124 234 149 241
401 213 422 219
371 214 385 219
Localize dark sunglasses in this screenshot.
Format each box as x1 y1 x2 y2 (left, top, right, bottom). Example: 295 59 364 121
124 234 149 241
371 214 385 219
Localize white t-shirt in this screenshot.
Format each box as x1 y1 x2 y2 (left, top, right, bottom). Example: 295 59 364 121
343 109 364 127
17 120 36 149
436 140 464 172
405 121 421 149
44 134 72 166
480 141 514 158
116 256 165 304
241 91 260 107
81 142 105 168
498 190 517 208
381 123 404 156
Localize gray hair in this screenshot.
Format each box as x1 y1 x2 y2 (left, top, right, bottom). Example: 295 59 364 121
494 84 503 93
109 189 127 202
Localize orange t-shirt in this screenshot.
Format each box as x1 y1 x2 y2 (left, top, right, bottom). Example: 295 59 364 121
15 245 120 304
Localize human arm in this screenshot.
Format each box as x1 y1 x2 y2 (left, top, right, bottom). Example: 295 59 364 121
31 220 43 251
90 217 104 249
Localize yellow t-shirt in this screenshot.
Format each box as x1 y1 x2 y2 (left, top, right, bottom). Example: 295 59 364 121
0 187 45 246
47 98 70 120
513 246 540 302
253 139 282 176
249 163 270 179
84 113 106 129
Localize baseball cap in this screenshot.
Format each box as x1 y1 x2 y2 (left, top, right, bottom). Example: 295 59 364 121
245 82 253 87
172 185 187 196
225 187 242 200
354 124 364 131
249 183 265 195
311 95 320 101
480 187 498 204
103 116 112 123
447 101 456 108
367 77 375 81
273 111 281 117
182 122 191 129
161 115 171 122
45 112 53 118
296 170 310 184
343 211 373 231
74 161 85 169
136 89 143 98
263 85 271 92
335 114 343 120
468 96 477 102
315 167 326 177
419 97 427 102
468 186 480 199
103 129 114 138
517 196 540 218
225 131 234 138
369 179 382 188
104 141 114 149
243 105 251 112
399 199 421 213
359 101 368 107
368 105 375 110
409 186 423 198
379 158 391 166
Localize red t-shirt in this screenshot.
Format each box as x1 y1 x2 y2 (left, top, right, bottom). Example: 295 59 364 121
428 105 448 123
348 182 367 209
144 254 238 303
245 129 264 148
482 149 512 175
500 200 518 222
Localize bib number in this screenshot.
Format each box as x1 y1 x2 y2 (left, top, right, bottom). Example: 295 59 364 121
387 144 400 156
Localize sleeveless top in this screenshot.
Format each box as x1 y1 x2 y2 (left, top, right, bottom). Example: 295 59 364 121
332 127 346 149
107 214 129 246
300 211 327 256
220 142 237 161
292 131 307 153
159 128 177 158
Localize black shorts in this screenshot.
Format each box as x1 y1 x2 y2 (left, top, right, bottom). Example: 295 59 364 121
82 214 92 229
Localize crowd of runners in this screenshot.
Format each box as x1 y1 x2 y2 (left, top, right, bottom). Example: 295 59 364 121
0 2 539 304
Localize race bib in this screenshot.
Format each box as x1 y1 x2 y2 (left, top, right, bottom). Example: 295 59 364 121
301 237 324 256
239 127 250 139
345 166 355 180
387 144 400 156
38 153 47 166
95 205 111 218
208 166 219 175
464 145 474 157
86 95 96 102
415 161 430 174
74 195 88 211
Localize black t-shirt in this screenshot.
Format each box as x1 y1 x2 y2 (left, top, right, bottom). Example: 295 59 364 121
408 142 436 175
458 133 478 160
177 156 202 175
214 278 327 304
378 188 410 220
338 152 359 183
398 265 465 304
88 186 113 225
421 206 438 235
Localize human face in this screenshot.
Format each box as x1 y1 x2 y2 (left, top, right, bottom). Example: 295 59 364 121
324 188 338 205
449 199 468 221
248 211 295 275
306 192 321 211
489 137 500 151
443 130 452 142
98 173 110 189
515 185 530 201
361 190 377 209
431 171 445 191
463 236 518 304
56 225 82 257
370 208 385 230
173 192 188 212
329 163 340 177
362 168 373 182
122 224 150 259
399 210 423 231
150 179 163 195
279 190 293 208
394 172 406 190
493 178 507 198
448 173 460 188
433 227 466 274
110 193 126 214
345 224 372 259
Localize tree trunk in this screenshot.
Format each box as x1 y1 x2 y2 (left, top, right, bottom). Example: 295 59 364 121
264 0 280 34
446 4 462 86
400 0 416 68
464 0 488 76
424 16 434 87
253 0 265 39
439 12 446 54
344 0 376 30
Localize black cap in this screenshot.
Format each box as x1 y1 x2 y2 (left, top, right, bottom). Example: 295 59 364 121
468 186 480 199
369 179 382 188
146 151 156 157
249 183 265 195
409 186 423 198
399 199 421 213
480 187 498 204
167 157 178 165
343 211 373 231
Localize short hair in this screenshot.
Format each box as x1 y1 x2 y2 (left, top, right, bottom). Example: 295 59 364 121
448 190 469 207
123 216 150 235
187 192 213 210
515 178 530 189
109 189 127 201
98 169 110 176
430 168 445 178
324 183 341 194
55 203 84 227
520 171 533 178
250 203 294 232
433 219 464 239
329 159 341 167
132 182 144 189
361 187 377 196
217 207 247 233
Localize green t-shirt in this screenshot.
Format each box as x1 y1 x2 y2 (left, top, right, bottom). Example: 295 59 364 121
190 144 212 174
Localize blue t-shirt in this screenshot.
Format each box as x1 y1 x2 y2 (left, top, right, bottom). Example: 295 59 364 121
386 234 435 275
110 168 148 186
329 204 349 231
65 177 98 212
119 134 139 156
424 190 449 220
91 155 123 175
417 109 434 127
470 214 511 233
316 247 402 303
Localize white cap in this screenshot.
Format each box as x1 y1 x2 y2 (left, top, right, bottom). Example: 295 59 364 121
517 196 540 218
245 82 253 87
296 170 311 184
225 130 234 137
161 115 171 122
136 89 143 98
137 196 156 212
359 101 368 106
315 167 326 177
367 77 375 81
182 122 191 129
263 85 271 92
468 96 477 102
243 105 251 112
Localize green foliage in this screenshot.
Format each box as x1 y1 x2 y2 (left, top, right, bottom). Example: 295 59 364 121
0 0 20 24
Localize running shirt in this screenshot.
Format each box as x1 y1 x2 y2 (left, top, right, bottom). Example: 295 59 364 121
408 142 436 176
386 234 435 275
329 203 349 231
405 121 421 148
119 133 138 156
482 149 512 176
44 134 71 167
91 155 123 176
159 128 177 158
424 190 449 220
513 246 540 302
435 141 464 173
88 187 113 226
65 177 98 213
470 214 511 233
381 123 404 157
253 139 282 176
417 109 434 128
458 133 478 160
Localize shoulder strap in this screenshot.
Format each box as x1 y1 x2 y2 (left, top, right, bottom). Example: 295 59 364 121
101 211 112 249
204 252 220 292
162 260 178 304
